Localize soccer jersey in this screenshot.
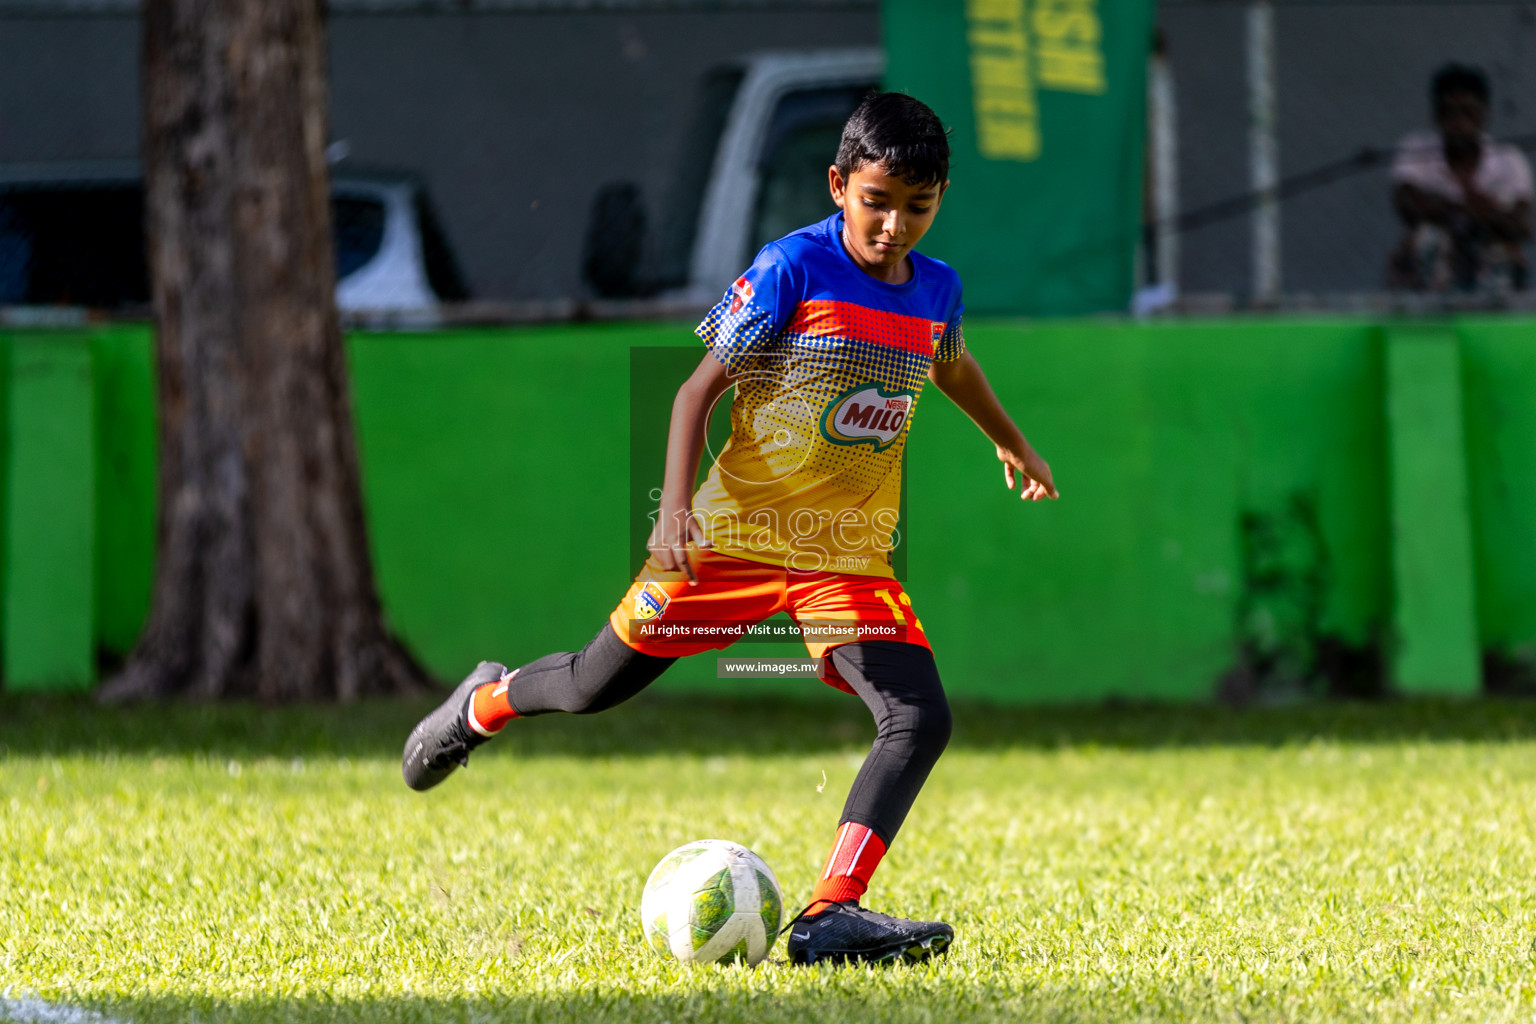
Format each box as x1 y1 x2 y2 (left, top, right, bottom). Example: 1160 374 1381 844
693 211 965 579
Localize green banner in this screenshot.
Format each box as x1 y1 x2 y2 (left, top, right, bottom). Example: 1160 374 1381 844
882 0 1154 315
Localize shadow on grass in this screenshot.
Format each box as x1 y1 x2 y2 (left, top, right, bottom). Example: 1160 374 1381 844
4 687 1536 760
54 984 1286 1024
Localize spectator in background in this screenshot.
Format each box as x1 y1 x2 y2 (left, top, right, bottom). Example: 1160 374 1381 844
1390 63 1533 293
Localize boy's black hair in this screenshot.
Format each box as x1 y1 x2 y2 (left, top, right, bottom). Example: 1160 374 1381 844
1432 62 1490 106
836 92 951 188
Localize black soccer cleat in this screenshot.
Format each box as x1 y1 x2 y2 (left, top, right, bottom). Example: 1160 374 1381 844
401 660 509 792
784 901 954 966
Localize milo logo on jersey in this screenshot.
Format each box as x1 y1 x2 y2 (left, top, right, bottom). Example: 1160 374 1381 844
820 383 916 452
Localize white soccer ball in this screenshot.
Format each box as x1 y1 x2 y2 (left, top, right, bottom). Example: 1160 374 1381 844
640 839 783 965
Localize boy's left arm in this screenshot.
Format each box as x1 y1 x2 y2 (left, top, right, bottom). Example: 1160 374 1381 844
928 351 1058 501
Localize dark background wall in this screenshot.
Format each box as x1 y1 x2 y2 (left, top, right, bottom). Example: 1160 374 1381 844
327 7 879 300
4 1 1535 302
0 2 879 302
1161 2 1536 298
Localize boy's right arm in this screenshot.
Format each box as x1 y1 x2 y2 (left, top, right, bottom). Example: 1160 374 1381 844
648 352 736 583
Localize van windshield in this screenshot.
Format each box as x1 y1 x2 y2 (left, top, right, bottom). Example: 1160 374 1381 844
332 196 386 282
0 182 435 309
0 185 148 307
750 85 868 257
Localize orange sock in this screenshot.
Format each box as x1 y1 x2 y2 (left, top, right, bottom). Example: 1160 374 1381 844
466 669 520 736
806 821 887 915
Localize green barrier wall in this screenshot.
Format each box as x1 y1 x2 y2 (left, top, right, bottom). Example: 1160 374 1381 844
6 317 1534 701
4 335 92 692
1460 319 1536 665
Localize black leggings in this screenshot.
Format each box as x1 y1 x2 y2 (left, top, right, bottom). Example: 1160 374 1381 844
506 624 951 846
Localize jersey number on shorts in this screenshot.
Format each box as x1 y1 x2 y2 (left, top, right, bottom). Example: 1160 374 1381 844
875 589 924 632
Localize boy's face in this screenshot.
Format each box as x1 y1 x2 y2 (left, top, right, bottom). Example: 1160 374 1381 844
829 161 948 279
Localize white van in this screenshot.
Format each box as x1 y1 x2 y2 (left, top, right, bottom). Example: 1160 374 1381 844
583 47 884 303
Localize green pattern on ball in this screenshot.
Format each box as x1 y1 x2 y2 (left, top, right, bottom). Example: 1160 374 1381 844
756 869 781 936
721 937 750 963
645 909 670 956
690 868 734 949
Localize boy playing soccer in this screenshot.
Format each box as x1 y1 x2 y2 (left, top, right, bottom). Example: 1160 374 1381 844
402 92 1057 965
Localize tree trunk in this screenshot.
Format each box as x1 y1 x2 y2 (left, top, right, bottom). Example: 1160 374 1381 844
101 0 428 701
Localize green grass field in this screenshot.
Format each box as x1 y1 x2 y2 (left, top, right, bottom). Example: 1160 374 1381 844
4 692 1536 1023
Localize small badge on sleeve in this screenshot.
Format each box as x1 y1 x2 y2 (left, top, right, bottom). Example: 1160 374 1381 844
729 277 755 315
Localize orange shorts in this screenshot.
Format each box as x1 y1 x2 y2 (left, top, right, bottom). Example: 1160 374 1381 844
608 549 930 693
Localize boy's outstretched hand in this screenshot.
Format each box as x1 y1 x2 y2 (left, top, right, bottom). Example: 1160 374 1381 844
648 504 713 584
997 442 1058 502
928 351 1058 504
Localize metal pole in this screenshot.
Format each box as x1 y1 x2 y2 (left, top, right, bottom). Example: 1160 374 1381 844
1150 42 1178 295
1247 0 1280 304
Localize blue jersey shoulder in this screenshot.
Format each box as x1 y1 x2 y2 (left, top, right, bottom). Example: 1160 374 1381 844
910 249 961 293
763 213 962 322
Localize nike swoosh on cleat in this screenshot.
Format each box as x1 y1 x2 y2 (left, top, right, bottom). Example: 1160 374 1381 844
792 931 810 940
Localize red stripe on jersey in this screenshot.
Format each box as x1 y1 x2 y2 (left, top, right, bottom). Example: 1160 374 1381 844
787 300 941 356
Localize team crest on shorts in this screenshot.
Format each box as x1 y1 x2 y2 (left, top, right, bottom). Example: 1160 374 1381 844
728 276 754 315
634 581 671 622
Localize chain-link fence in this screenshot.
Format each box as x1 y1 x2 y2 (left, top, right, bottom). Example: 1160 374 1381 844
0 0 882 325
1152 0 1536 311
4 0 1535 317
